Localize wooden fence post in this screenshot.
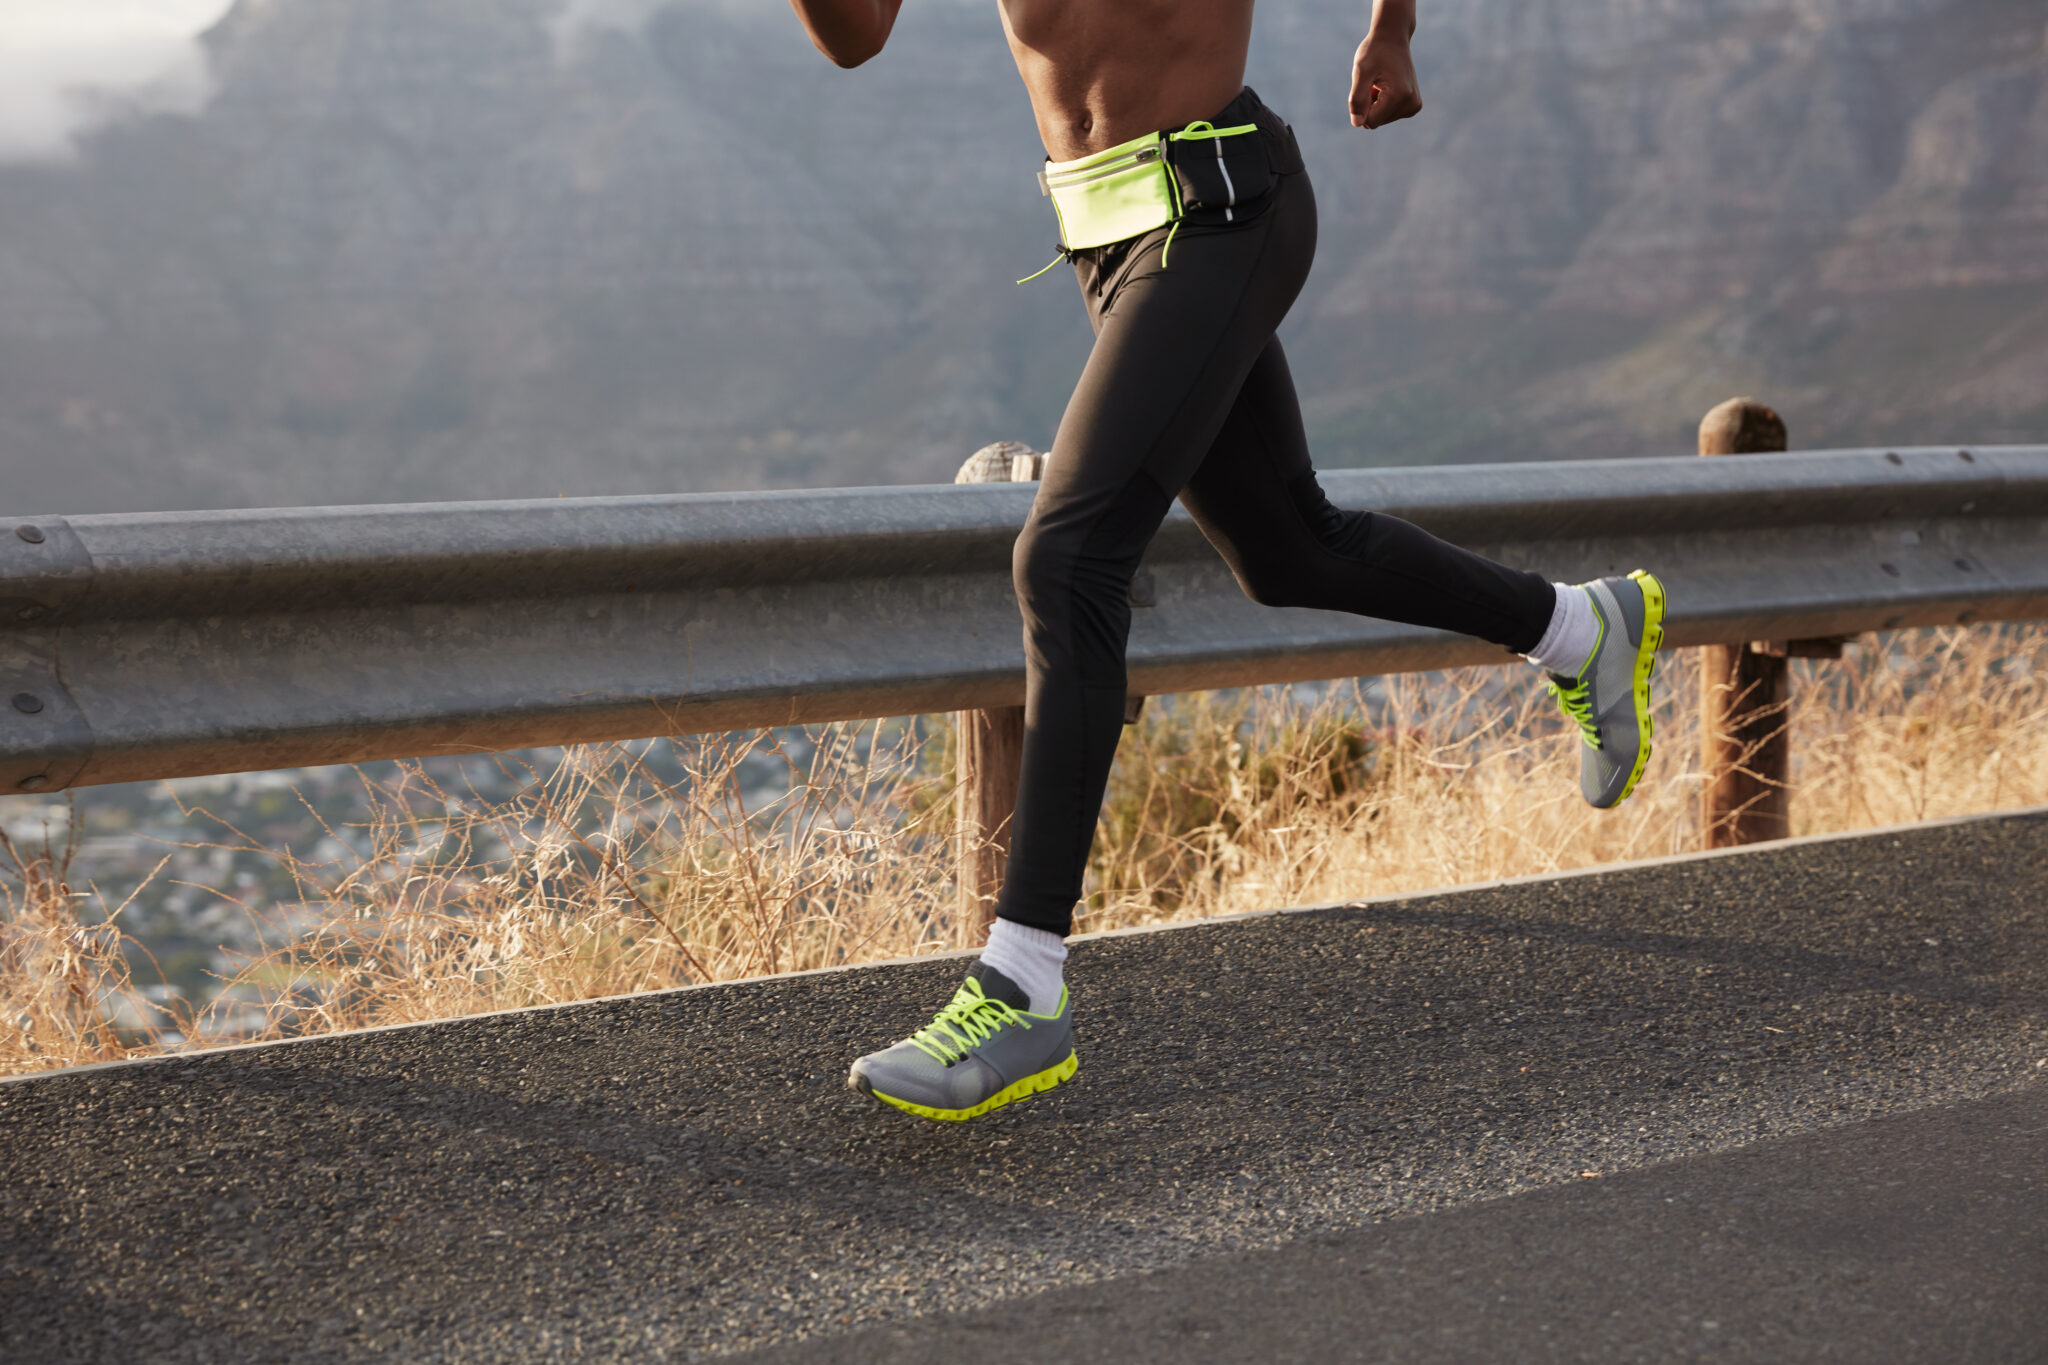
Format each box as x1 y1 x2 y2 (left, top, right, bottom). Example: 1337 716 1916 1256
1698 398 1791 847
953 442 1044 941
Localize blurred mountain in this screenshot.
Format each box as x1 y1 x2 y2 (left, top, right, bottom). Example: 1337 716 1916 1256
2 0 2044 514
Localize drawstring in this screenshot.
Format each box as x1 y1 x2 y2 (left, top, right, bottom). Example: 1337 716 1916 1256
1016 248 1067 285
1023 227 1180 280
1160 219 1183 268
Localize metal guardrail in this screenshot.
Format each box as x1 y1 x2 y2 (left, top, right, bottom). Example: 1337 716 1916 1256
4 446 2044 794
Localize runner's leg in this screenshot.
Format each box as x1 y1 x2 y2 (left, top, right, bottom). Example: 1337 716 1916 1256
1178 337 1555 647
1180 338 1664 812
994 166 1317 936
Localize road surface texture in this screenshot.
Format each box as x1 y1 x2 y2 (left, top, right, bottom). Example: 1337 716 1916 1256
3 811 2044 1362
739 1080 2048 1364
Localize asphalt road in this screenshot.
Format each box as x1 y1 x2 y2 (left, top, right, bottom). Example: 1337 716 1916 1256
3 811 2045 1363
740 1080 2048 1364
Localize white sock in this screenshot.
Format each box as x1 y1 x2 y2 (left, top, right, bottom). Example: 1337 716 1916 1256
978 918 1067 1015
1525 582 1600 677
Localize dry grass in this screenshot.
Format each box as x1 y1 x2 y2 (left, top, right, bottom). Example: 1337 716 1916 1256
6 623 2046 1076
1080 624 2048 930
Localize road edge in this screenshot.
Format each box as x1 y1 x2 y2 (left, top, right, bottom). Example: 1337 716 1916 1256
11 802 2043 1087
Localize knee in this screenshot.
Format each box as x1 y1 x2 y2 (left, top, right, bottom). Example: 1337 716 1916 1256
1012 520 1070 621
1244 504 1384 609
1014 517 1147 659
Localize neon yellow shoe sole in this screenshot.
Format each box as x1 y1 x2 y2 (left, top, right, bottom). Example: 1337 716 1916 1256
1612 568 1667 807
867 1051 1079 1123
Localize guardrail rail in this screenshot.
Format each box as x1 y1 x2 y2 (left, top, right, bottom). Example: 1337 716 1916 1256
2 445 2043 799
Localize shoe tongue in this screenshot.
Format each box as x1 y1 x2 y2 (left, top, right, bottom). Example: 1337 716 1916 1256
966 961 1030 1011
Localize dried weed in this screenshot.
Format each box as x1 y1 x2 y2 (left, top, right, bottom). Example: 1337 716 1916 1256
4 625 2044 1076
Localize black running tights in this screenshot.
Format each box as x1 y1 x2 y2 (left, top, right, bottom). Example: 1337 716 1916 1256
993 108 1556 936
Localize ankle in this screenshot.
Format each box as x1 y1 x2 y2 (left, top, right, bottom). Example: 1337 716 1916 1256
979 918 1067 1015
1525 582 1599 676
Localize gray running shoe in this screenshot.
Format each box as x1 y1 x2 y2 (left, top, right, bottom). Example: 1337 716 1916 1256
1548 569 1667 809
847 963 1077 1122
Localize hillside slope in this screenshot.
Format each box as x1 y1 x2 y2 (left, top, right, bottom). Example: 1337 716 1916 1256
1 0 2043 513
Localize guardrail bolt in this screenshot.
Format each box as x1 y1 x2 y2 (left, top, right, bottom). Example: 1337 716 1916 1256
1699 398 1792 848
953 442 1043 940
11 692 43 715
17 774 48 791
15 524 45 544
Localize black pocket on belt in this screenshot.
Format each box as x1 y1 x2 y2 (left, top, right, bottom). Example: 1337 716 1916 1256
1170 131 1278 220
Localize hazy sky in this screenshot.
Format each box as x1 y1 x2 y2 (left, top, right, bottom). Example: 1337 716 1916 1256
0 0 234 162
0 0 718 155
0 0 1005 159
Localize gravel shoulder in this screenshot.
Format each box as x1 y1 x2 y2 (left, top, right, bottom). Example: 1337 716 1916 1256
4 811 2045 1362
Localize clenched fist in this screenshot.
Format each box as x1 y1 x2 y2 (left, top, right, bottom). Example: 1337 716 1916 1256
1348 21 1422 129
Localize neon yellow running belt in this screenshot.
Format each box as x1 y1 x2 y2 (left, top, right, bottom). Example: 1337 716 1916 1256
1037 121 1262 254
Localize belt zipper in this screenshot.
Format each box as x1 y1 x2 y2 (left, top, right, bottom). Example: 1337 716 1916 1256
1040 143 1164 195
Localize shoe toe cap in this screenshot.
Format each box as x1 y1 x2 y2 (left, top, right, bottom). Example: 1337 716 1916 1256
1580 733 1637 808
851 1042 976 1109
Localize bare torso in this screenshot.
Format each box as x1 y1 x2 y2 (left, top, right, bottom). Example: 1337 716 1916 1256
785 0 1418 160
997 0 1255 160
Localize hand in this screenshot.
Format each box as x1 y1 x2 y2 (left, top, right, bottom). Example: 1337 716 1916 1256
1348 29 1422 129
788 0 902 68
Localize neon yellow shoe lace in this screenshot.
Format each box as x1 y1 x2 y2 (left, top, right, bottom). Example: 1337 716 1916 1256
907 979 1031 1064
1549 675 1603 748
